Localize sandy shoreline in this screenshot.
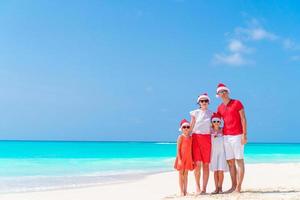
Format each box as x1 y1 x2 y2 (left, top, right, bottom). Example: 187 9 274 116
1 163 300 200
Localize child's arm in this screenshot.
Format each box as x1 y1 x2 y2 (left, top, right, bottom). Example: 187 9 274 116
176 135 183 161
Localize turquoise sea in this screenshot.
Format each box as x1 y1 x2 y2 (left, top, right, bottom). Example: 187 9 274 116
0 141 300 193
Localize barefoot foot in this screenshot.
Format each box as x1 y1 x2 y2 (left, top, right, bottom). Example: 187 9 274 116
195 187 201 196
218 187 223 194
235 185 242 193
211 189 219 195
224 187 236 194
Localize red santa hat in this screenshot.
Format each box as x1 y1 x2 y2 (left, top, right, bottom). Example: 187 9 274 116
216 83 230 97
211 112 222 122
197 93 210 104
179 119 190 131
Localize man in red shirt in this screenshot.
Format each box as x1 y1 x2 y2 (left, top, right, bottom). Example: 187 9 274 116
216 83 247 193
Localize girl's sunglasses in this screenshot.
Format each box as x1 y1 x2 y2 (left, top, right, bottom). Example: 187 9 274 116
182 126 190 129
199 100 209 103
212 121 221 124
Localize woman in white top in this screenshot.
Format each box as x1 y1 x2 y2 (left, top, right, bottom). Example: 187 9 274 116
190 93 213 195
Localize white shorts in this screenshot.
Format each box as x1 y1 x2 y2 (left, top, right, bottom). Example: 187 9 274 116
223 134 244 160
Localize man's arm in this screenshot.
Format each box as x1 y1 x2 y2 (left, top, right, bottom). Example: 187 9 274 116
239 109 247 145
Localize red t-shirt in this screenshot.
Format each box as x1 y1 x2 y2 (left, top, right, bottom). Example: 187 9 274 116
217 99 244 136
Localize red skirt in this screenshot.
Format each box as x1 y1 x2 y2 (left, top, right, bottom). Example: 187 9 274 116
192 134 211 163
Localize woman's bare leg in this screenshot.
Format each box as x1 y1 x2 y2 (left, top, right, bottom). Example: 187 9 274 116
194 162 201 194
201 162 209 194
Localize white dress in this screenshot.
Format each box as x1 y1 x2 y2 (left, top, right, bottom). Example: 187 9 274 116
210 129 229 172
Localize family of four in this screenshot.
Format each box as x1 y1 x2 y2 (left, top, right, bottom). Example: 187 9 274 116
174 83 247 196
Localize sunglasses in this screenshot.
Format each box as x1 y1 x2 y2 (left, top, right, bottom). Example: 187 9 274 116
218 90 227 95
199 100 209 103
212 121 221 124
182 126 190 129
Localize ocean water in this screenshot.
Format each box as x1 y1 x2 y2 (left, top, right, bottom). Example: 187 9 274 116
0 141 300 193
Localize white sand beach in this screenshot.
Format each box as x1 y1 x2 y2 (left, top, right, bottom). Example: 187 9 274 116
1 163 300 200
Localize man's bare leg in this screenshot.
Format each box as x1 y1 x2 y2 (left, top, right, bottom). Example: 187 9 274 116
225 159 237 193
236 159 245 193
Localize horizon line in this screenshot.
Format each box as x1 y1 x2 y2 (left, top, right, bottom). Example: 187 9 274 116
0 139 299 144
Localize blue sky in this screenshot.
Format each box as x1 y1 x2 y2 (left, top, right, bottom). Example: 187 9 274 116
0 0 300 142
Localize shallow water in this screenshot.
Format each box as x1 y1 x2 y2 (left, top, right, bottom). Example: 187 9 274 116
0 141 299 193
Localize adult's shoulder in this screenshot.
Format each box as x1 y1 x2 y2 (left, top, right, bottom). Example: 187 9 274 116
217 102 224 110
190 108 200 113
232 99 244 110
190 108 200 116
232 99 242 103
232 99 243 105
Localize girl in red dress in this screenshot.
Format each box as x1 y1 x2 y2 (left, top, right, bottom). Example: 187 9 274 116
174 119 194 196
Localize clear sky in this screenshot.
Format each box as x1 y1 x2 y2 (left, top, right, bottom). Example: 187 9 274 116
0 0 300 142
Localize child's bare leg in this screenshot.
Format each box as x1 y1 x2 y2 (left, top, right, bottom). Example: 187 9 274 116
194 162 201 194
218 171 224 193
211 171 219 194
179 170 184 196
183 170 188 195
214 171 218 190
